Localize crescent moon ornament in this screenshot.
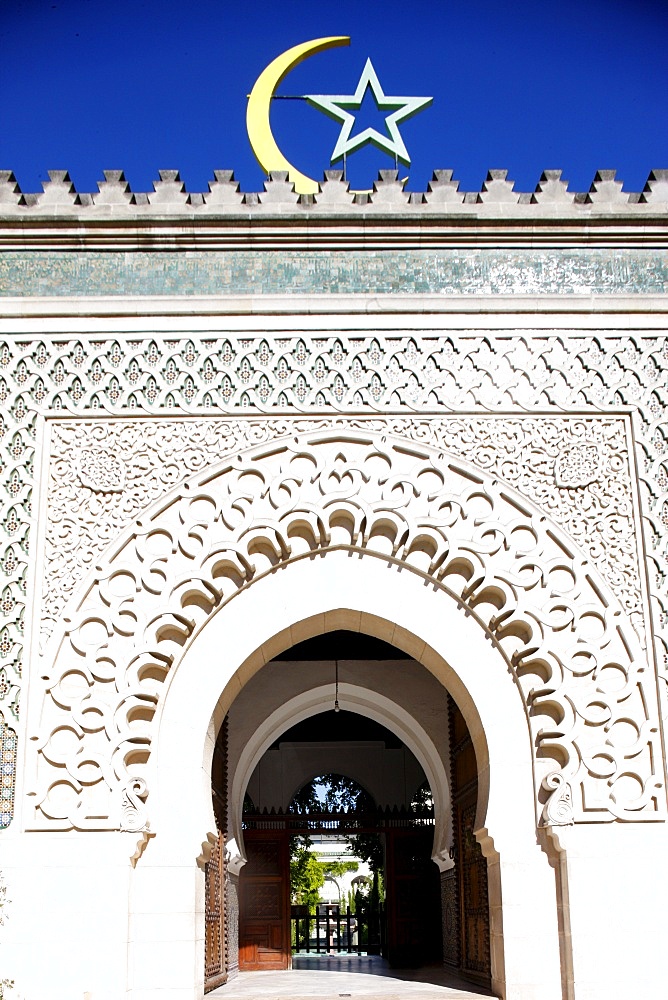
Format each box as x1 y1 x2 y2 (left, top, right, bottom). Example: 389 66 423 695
246 36 350 196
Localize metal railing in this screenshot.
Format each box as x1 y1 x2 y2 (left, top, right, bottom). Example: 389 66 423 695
291 902 385 956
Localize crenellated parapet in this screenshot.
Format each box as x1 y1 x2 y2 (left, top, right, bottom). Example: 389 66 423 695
2 166 667 250
1 167 667 217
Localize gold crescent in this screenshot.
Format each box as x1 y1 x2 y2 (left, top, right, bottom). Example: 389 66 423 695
246 36 350 196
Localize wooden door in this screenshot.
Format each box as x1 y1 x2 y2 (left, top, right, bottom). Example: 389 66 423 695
386 827 442 967
205 716 228 992
238 830 290 971
454 793 491 979
449 695 491 984
204 835 226 992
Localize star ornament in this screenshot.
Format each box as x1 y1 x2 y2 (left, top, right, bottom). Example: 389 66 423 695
306 59 433 166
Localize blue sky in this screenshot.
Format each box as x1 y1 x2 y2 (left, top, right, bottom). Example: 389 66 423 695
1 0 667 196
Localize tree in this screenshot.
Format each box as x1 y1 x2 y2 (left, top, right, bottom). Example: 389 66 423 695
289 773 374 814
290 846 326 911
290 849 358 908
348 831 383 872
411 780 434 811
320 775 374 812
324 859 359 881
288 774 383 890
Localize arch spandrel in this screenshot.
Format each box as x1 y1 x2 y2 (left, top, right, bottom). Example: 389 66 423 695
27 423 664 832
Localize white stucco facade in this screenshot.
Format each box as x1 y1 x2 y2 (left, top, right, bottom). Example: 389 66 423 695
0 167 666 1000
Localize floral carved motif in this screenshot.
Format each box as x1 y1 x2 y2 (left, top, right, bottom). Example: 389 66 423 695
27 426 661 832
119 777 149 833
554 445 605 489
43 415 643 649
541 772 574 826
78 449 126 493
0 330 666 833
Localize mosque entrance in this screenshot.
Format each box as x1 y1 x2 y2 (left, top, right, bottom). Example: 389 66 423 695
239 776 441 971
205 631 491 990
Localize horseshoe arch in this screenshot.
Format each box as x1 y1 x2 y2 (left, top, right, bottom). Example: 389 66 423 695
27 426 662 834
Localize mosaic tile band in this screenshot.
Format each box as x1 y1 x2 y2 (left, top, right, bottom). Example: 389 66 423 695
0 718 16 828
1 249 668 297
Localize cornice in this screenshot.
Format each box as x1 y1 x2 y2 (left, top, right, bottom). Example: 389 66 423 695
2 294 668 320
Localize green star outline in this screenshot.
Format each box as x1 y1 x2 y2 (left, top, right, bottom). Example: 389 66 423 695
306 58 433 166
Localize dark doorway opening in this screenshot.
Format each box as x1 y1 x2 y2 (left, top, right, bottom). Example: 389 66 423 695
207 638 492 992
241 783 441 969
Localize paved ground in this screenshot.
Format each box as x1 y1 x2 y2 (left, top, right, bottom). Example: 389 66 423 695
209 954 496 999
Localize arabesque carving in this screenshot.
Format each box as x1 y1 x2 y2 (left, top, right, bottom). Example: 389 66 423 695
78 449 126 494
119 777 149 833
0 331 666 832
541 773 574 826
27 426 661 831
43 415 642 649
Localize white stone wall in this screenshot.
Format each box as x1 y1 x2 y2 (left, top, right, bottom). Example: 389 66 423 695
0 201 666 1000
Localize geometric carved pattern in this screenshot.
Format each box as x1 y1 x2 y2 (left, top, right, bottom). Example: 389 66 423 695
459 799 491 977
205 837 225 985
244 885 281 921
0 714 16 829
243 841 281 877
226 873 240 979
26 425 661 830
449 692 491 981
441 868 459 968
205 715 228 989
42 415 644 649
0 330 667 830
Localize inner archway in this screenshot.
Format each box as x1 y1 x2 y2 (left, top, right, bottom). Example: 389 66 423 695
148 548 563 1000
213 630 492 988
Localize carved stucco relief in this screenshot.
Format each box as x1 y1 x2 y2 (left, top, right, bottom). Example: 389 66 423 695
1 331 667 832
43 415 642 648
26 419 662 833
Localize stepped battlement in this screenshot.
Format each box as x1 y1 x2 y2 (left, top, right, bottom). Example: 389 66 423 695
1 167 667 217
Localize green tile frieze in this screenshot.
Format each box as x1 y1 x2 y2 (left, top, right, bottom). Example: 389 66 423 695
1 248 667 297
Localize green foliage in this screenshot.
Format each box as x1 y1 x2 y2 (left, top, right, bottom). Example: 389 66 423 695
411 780 434 810
325 860 359 880
351 871 382 949
290 848 358 908
290 773 374 813
347 831 384 874
288 773 382 929
290 847 326 910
